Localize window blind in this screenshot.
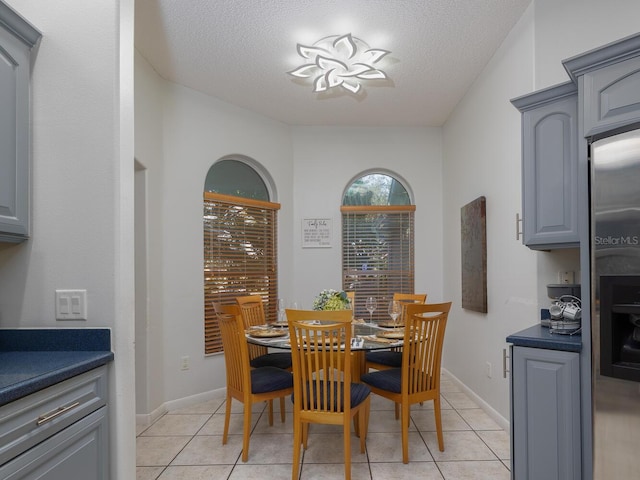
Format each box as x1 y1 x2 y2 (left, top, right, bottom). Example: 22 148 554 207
204 192 279 354
341 205 415 322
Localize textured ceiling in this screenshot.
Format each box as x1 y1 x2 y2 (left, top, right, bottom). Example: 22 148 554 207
135 0 531 127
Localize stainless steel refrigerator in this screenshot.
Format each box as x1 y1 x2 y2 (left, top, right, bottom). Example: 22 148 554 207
591 128 640 478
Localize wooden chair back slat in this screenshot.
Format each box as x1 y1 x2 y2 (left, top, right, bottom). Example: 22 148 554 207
236 295 269 361
285 308 370 480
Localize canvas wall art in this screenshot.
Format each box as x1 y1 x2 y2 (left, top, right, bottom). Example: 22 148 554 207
461 196 487 313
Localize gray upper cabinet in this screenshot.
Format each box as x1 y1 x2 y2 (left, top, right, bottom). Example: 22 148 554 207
511 82 580 249
564 32 640 138
0 2 40 243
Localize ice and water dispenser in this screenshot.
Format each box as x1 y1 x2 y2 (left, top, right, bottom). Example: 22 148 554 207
599 275 640 382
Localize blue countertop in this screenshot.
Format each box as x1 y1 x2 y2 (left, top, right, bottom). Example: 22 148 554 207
0 329 114 407
506 324 582 352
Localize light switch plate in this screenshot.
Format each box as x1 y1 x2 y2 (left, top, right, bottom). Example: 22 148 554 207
56 289 87 320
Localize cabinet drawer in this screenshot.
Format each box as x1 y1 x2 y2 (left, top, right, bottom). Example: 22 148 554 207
0 406 108 480
0 366 107 466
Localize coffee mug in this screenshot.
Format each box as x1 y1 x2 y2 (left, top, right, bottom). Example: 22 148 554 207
549 301 565 319
563 303 581 321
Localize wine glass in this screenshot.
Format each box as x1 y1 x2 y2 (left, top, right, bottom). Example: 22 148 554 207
365 297 377 323
388 300 402 327
277 298 285 322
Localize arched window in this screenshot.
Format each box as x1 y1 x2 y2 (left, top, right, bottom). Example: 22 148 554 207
341 173 415 321
343 173 411 206
204 158 269 200
203 158 279 354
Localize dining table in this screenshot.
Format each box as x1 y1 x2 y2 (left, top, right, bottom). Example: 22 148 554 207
245 320 404 382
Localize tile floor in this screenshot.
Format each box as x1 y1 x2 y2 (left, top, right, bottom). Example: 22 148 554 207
136 372 510 479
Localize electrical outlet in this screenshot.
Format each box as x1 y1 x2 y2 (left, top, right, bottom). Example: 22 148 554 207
559 271 575 284
181 356 189 371
485 361 492 378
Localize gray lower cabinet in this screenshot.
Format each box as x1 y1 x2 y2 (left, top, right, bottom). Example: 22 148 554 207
0 2 41 243
0 366 109 479
0 407 108 480
511 346 581 480
511 82 579 250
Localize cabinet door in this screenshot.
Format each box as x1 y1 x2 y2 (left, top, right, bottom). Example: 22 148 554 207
0 4 40 242
583 55 640 137
0 406 108 480
521 93 579 249
511 346 581 480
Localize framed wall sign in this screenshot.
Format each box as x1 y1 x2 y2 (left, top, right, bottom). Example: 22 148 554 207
461 196 487 313
302 218 332 248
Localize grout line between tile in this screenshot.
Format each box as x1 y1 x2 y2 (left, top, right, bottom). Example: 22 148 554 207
136 375 508 480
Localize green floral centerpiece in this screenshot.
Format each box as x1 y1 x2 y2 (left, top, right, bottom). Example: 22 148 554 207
313 289 351 311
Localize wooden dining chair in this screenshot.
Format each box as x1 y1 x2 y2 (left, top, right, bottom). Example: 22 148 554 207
364 293 427 372
393 292 427 305
395 292 428 326
361 301 452 463
217 311 294 462
212 301 239 317
286 308 371 480
346 291 355 314
216 299 289 418
235 295 292 370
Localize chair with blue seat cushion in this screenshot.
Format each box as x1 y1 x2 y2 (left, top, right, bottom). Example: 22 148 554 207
235 295 293 370
218 311 293 462
286 308 370 480
218 299 291 417
361 301 451 464
364 350 403 369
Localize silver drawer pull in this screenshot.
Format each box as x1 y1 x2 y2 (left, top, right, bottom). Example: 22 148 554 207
36 401 81 426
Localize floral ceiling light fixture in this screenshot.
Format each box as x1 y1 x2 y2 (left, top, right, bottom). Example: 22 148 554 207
288 33 391 94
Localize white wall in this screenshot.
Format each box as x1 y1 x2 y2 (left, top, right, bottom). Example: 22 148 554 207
134 51 165 417
290 127 444 308
134 60 294 406
442 6 538 420
534 0 640 89
0 0 135 478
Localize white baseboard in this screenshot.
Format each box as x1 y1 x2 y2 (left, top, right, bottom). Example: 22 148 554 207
442 368 510 431
164 387 226 412
136 375 510 432
136 387 226 427
136 404 167 427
